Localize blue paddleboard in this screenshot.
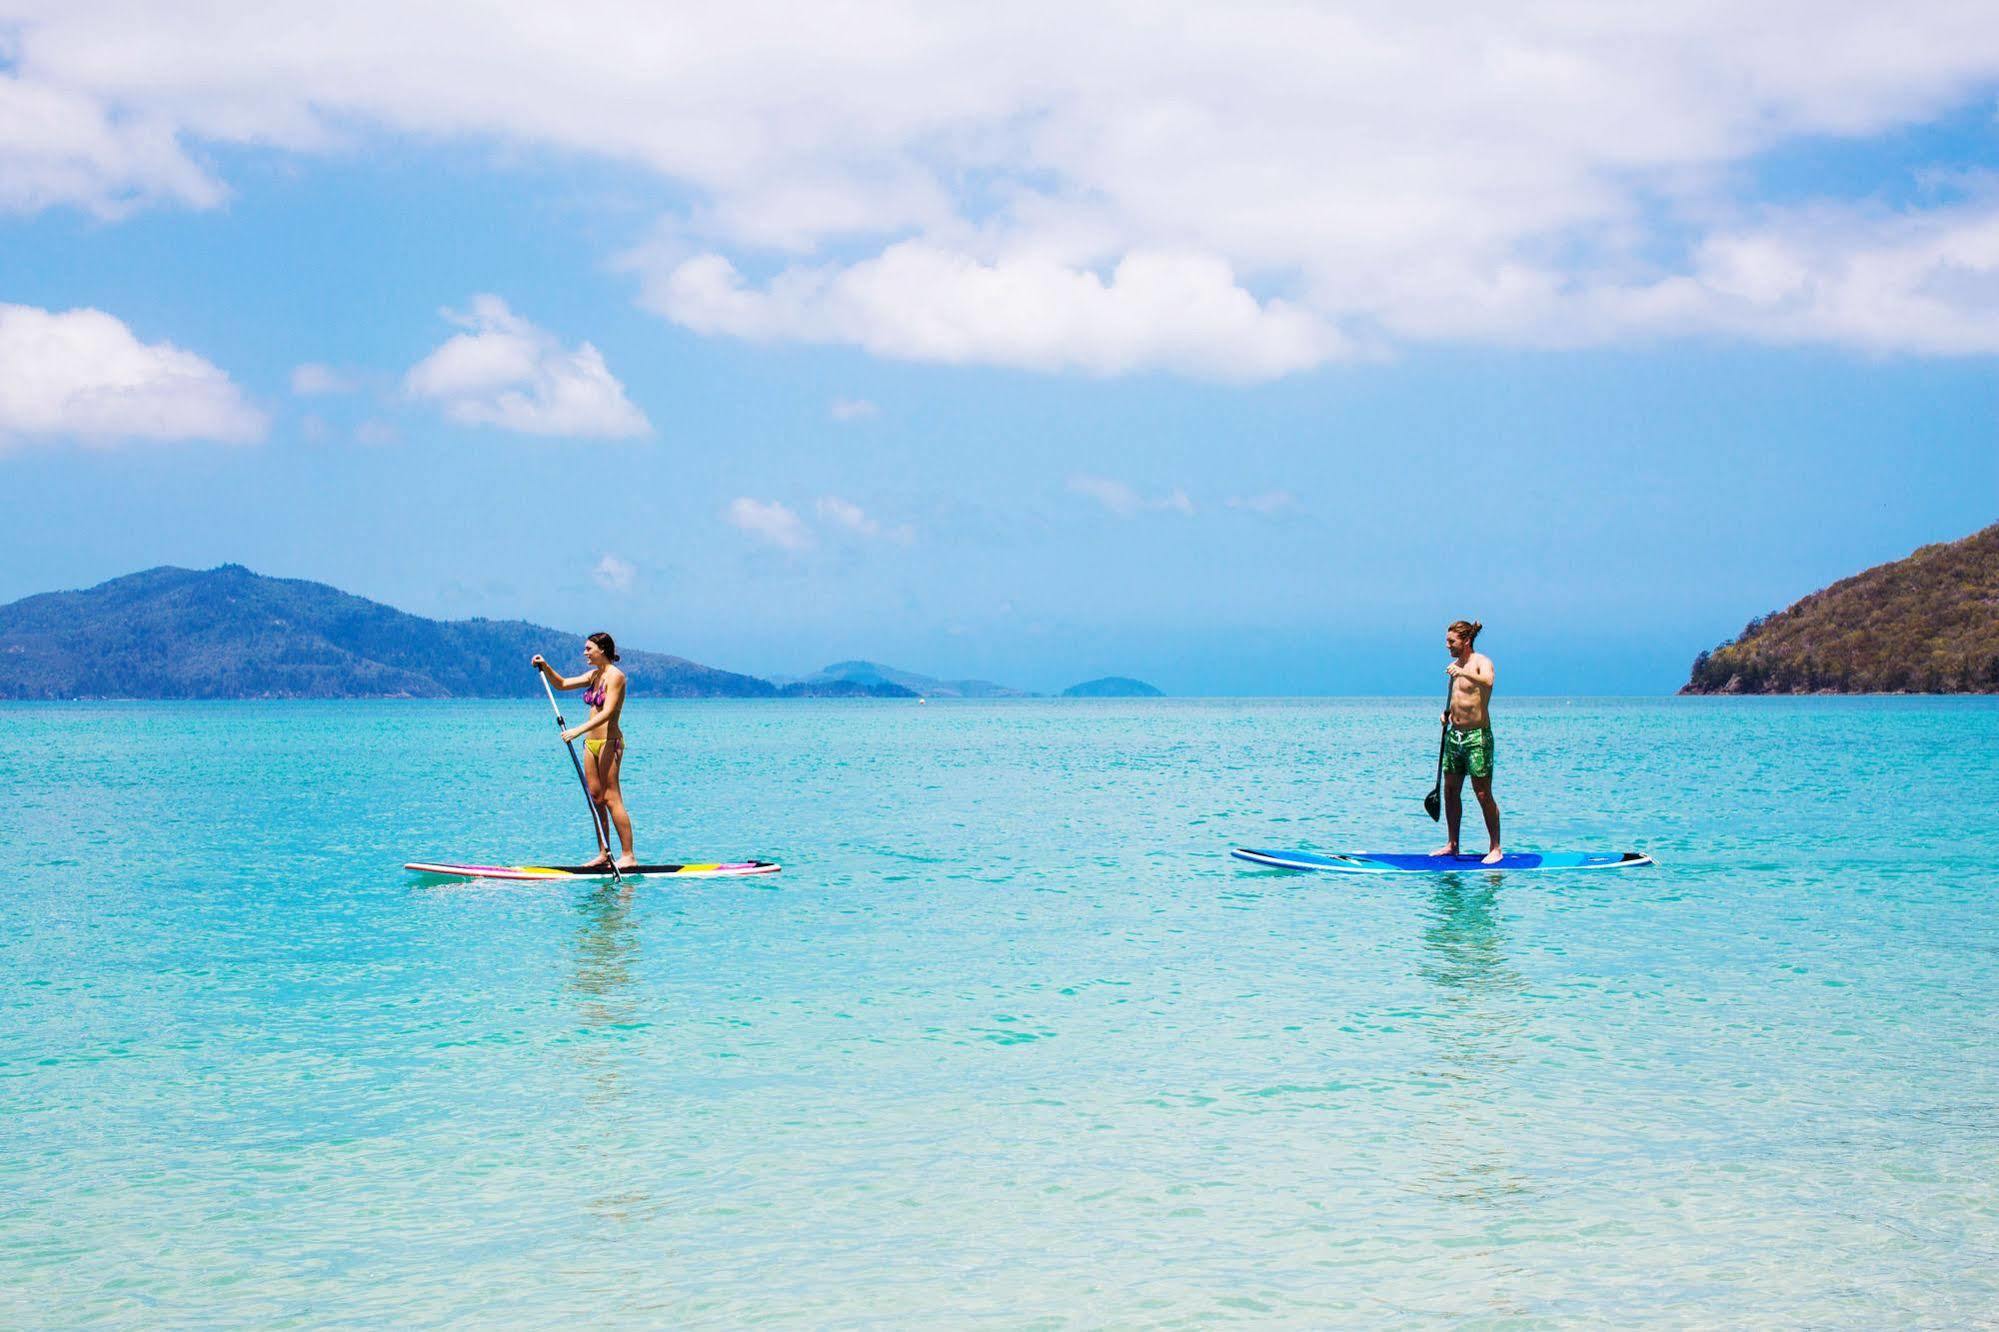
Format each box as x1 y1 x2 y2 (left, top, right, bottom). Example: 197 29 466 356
1231 848 1654 874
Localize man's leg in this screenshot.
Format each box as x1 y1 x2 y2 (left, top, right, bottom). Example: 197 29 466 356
1432 770 1466 855
1471 774 1501 863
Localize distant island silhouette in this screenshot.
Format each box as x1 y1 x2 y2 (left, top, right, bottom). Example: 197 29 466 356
1061 676 1163 698
1683 523 1998 694
778 659 1032 699
0 565 1161 700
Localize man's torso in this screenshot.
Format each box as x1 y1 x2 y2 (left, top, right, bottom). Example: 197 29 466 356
1448 652 1493 728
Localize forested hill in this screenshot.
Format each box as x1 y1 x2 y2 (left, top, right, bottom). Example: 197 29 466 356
1682 524 1999 694
0 565 778 699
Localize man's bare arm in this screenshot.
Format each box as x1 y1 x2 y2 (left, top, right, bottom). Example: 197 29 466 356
1453 654 1495 688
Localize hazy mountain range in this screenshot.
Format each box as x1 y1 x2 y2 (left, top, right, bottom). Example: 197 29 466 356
773 660 1032 700
0 566 1160 701
1060 676 1165 698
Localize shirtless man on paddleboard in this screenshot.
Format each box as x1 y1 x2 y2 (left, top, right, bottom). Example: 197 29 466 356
1432 619 1502 865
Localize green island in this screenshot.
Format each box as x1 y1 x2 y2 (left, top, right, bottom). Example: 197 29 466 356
1683 523 1999 694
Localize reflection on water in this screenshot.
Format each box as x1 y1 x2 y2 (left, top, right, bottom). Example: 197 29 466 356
568 885 656 1224
1419 876 1522 1014
570 884 640 1103
572 885 640 1009
1417 875 1530 1207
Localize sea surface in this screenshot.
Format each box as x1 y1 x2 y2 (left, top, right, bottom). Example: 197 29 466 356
3 697 1996 1326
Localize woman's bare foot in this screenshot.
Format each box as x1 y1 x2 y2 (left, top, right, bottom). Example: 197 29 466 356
1481 847 1504 865
1430 844 1459 857
579 850 614 870
616 855 638 870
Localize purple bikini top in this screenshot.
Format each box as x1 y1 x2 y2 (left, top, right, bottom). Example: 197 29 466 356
582 680 606 709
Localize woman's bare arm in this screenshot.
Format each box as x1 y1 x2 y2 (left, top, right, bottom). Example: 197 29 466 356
533 656 594 691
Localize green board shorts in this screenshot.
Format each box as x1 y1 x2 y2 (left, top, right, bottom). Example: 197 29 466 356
1442 723 1494 779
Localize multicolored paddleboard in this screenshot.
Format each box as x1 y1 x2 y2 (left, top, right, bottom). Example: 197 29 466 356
406 860 781 882
1231 848 1654 874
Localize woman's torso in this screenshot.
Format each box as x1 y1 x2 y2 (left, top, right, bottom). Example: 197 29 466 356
583 666 624 740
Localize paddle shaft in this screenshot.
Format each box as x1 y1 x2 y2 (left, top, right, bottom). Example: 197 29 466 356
539 668 619 882
1424 672 1451 821
1435 689 1450 786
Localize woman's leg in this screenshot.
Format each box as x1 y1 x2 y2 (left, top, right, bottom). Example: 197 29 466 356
579 745 613 867
600 740 636 866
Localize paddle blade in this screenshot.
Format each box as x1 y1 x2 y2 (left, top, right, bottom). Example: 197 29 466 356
1423 786 1442 821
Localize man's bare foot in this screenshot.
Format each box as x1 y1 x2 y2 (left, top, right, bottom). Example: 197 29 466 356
1481 848 1504 865
1430 844 1459 857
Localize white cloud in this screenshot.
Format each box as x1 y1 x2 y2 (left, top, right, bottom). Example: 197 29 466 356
645 244 1341 381
405 295 650 438
592 553 637 592
290 362 355 396
0 302 265 446
0 73 224 216
1584 191 1999 354
815 495 876 536
1069 475 1194 518
11 5 1999 365
1227 490 1299 515
816 495 914 544
1068 476 1145 516
726 497 813 551
829 397 879 421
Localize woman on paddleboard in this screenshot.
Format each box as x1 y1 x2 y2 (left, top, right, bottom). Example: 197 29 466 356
533 633 635 870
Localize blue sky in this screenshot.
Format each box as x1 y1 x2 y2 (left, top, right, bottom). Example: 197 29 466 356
1 5 1995 694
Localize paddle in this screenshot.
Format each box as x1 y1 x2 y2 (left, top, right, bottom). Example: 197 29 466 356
538 664 620 884
1423 672 1451 822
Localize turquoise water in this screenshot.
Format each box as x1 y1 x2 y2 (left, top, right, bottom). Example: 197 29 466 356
4 698 1996 1325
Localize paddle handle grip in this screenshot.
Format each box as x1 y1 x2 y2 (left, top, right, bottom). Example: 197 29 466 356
539 666 567 727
